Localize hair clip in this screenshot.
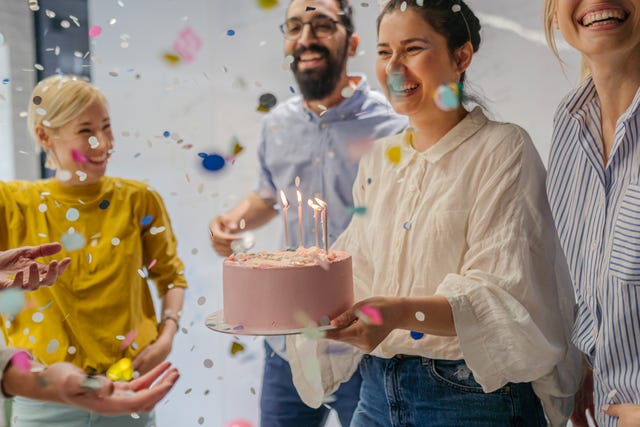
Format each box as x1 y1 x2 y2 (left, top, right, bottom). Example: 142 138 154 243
451 2 471 44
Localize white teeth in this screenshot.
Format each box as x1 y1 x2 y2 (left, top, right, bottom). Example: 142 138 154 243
391 83 418 92
300 54 322 61
581 9 626 26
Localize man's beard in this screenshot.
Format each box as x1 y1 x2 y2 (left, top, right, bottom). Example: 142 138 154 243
291 42 348 101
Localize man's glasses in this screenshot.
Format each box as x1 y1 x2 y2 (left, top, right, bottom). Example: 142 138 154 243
280 15 342 41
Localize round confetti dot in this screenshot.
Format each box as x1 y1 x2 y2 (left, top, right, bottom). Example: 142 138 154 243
197 296 207 305
198 417 205 425
191 247 199 255
341 85 355 98
415 311 425 321
258 93 277 111
99 199 110 210
257 0 278 10
140 215 153 226
410 331 424 340
451 3 461 12
226 29 236 36
31 312 44 323
61 231 86 252
386 146 402 165
289 86 296 93
68 346 77 355
111 237 121 246
130 413 140 420
400 1 407 11
88 136 99 148
32 95 42 105
199 153 226 172
38 203 47 213
163 130 170 138
203 359 213 368
2 78 9 85
0 289 25 315
46 338 60 354
58 170 72 181
403 221 411 230
88 25 102 37
65 208 80 222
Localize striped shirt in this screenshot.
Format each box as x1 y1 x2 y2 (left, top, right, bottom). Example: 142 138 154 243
547 76 640 426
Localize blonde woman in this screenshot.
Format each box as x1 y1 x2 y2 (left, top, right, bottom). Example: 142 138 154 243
544 1 640 426
0 75 187 427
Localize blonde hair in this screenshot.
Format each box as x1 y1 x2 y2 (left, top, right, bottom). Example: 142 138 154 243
28 75 108 167
543 0 591 80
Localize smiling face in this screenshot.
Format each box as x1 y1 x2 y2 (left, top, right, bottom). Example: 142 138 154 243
376 9 468 118
284 0 354 100
38 100 113 186
555 0 640 60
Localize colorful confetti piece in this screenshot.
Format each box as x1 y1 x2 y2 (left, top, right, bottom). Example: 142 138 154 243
257 0 278 9
433 82 462 111
88 25 102 37
198 152 226 172
230 341 245 356
386 145 402 165
357 305 383 325
106 357 134 381
410 331 424 340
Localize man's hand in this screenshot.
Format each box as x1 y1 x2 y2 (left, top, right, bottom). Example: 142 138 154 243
0 243 71 290
209 214 240 257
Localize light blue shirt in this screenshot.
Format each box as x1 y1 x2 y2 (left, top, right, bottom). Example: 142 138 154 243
547 76 640 427
257 74 407 356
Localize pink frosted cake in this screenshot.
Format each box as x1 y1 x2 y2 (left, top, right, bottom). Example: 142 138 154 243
222 248 353 330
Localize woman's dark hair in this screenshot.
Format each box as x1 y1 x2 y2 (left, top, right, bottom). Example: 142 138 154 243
377 0 481 82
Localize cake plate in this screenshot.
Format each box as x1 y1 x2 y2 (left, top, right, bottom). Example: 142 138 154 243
205 309 336 336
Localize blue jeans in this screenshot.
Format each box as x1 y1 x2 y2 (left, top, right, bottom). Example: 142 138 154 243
352 355 546 427
261 340 362 427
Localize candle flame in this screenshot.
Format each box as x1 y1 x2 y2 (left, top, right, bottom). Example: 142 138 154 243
280 190 289 207
307 199 319 210
314 197 326 208
296 190 302 203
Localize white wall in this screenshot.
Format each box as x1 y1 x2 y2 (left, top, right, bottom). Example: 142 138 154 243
0 35 14 181
83 1 581 427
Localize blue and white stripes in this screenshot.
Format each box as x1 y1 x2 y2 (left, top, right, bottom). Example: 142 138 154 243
547 76 640 427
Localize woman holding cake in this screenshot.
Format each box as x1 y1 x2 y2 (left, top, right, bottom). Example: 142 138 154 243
287 1 581 425
0 74 187 427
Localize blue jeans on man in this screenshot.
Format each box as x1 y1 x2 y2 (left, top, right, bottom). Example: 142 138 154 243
260 340 362 427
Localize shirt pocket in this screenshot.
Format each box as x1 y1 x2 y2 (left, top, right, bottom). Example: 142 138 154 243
610 185 640 281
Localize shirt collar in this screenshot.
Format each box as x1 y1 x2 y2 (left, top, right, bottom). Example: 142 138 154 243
397 107 488 167
565 76 640 125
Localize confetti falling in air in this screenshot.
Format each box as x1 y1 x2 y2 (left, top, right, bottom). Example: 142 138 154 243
106 357 134 381
198 152 226 172
140 215 154 226
88 136 99 148
10 352 31 372
61 229 86 252
230 341 245 356
257 0 278 9
224 420 254 427
410 331 424 340
433 82 462 111
163 130 171 138
172 26 202 63
71 149 88 164
203 359 213 368
386 145 402 165
415 311 425 321
148 259 157 269
99 199 110 210
226 29 236 36
257 93 278 112
88 25 102 37
163 52 181 65
348 206 367 216
356 305 383 325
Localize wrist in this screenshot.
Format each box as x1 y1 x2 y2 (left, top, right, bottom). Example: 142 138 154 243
159 313 180 335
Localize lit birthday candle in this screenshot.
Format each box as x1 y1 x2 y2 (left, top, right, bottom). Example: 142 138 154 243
279 190 290 248
307 199 320 248
315 198 327 254
296 190 303 248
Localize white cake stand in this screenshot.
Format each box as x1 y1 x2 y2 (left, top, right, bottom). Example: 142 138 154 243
205 309 336 336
